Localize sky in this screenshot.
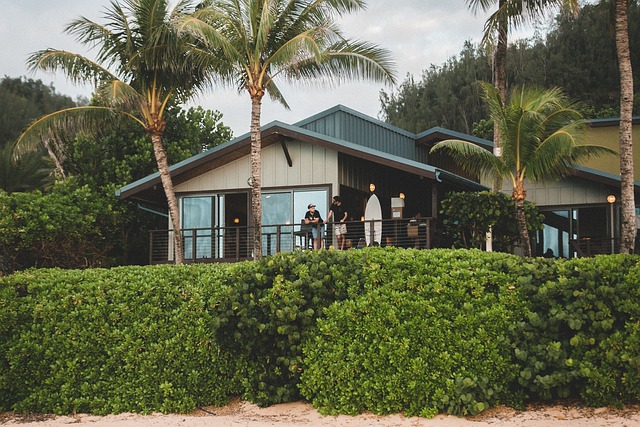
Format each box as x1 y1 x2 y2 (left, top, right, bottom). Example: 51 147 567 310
1 0 546 137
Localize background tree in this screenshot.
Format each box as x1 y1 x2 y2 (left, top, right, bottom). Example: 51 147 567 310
15 0 218 264
178 0 396 259
0 76 79 147
431 83 616 257
381 2 640 134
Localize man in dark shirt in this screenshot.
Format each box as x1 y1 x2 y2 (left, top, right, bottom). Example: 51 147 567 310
326 196 348 250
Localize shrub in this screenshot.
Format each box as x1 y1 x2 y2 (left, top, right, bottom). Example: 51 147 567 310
300 248 528 417
210 249 366 406
513 255 640 405
0 265 242 414
1 249 639 415
440 191 543 251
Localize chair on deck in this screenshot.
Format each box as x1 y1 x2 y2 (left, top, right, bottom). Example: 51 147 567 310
294 220 313 250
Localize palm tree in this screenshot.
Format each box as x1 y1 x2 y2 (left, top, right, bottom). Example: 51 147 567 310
0 144 54 194
177 0 396 259
15 0 215 264
431 83 616 257
465 0 580 189
614 0 636 253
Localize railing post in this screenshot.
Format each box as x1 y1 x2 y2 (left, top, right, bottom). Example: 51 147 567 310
149 231 154 265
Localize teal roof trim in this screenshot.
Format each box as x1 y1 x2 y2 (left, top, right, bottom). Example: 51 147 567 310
116 121 284 198
574 165 640 188
116 107 494 199
417 126 493 149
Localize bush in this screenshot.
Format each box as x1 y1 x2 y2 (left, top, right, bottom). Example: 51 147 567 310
300 248 528 417
1 249 639 416
0 265 243 414
440 191 543 251
210 249 366 406
0 180 120 273
512 255 640 405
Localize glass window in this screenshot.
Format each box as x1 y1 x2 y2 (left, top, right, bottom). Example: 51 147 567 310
182 196 214 259
262 192 292 255
294 190 328 224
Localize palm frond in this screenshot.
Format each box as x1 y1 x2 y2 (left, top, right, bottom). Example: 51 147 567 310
13 107 121 155
430 139 504 180
27 50 116 87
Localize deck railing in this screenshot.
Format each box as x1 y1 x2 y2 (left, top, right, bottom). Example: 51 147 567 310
148 218 432 264
570 237 619 257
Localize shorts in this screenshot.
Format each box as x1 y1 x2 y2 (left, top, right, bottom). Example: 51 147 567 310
334 223 347 236
311 225 325 239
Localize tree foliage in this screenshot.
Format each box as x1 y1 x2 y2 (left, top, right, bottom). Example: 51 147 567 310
0 76 78 147
380 1 640 133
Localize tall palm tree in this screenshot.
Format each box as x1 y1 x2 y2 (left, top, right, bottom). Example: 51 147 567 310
177 0 396 259
466 0 580 189
15 0 215 264
431 83 616 257
614 0 636 253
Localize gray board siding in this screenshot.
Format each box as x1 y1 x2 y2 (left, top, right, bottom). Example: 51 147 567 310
298 108 416 160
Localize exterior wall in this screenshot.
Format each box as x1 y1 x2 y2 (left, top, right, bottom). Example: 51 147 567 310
584 123 640 176
496 176 613 208
174 140 339 194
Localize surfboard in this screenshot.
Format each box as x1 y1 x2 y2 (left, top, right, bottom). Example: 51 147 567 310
364 194 382 246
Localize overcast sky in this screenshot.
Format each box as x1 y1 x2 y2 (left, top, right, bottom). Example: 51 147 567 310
1 0 547 136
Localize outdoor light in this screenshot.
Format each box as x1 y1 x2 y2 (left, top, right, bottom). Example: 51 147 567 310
233 217 240 224
607 194 616 254
399 192 405 199
369 183 376 193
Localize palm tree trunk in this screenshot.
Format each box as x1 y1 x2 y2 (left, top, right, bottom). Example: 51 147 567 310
492 0 508 192
513 180 531 257
250 94 263 260
615 0 636 254
151 133 184 264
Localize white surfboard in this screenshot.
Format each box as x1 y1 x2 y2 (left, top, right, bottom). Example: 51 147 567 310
364 194 382 246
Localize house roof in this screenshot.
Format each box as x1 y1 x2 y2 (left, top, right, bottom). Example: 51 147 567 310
116 106 488 203
573 165 640 192
117 105 639 203
587 116 640 128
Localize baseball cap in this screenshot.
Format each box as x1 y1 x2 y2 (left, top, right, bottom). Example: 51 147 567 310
308 203 316 208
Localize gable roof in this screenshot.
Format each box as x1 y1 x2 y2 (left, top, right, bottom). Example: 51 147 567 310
116 108 488 202
118 105 640 204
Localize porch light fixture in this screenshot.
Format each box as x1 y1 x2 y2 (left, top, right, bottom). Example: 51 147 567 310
369 183 376 193
607 194 616 254
233 217 240 224
399 192 405 199
247 176 254 187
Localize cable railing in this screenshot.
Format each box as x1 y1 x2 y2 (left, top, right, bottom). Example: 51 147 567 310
148 217 432 264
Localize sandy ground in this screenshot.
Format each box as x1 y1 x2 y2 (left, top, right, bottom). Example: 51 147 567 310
1 399 639 427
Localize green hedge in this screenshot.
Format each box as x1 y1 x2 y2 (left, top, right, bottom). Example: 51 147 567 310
299 249 528 416
1 249 639 416
511 255 640 405
0 265 244 414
